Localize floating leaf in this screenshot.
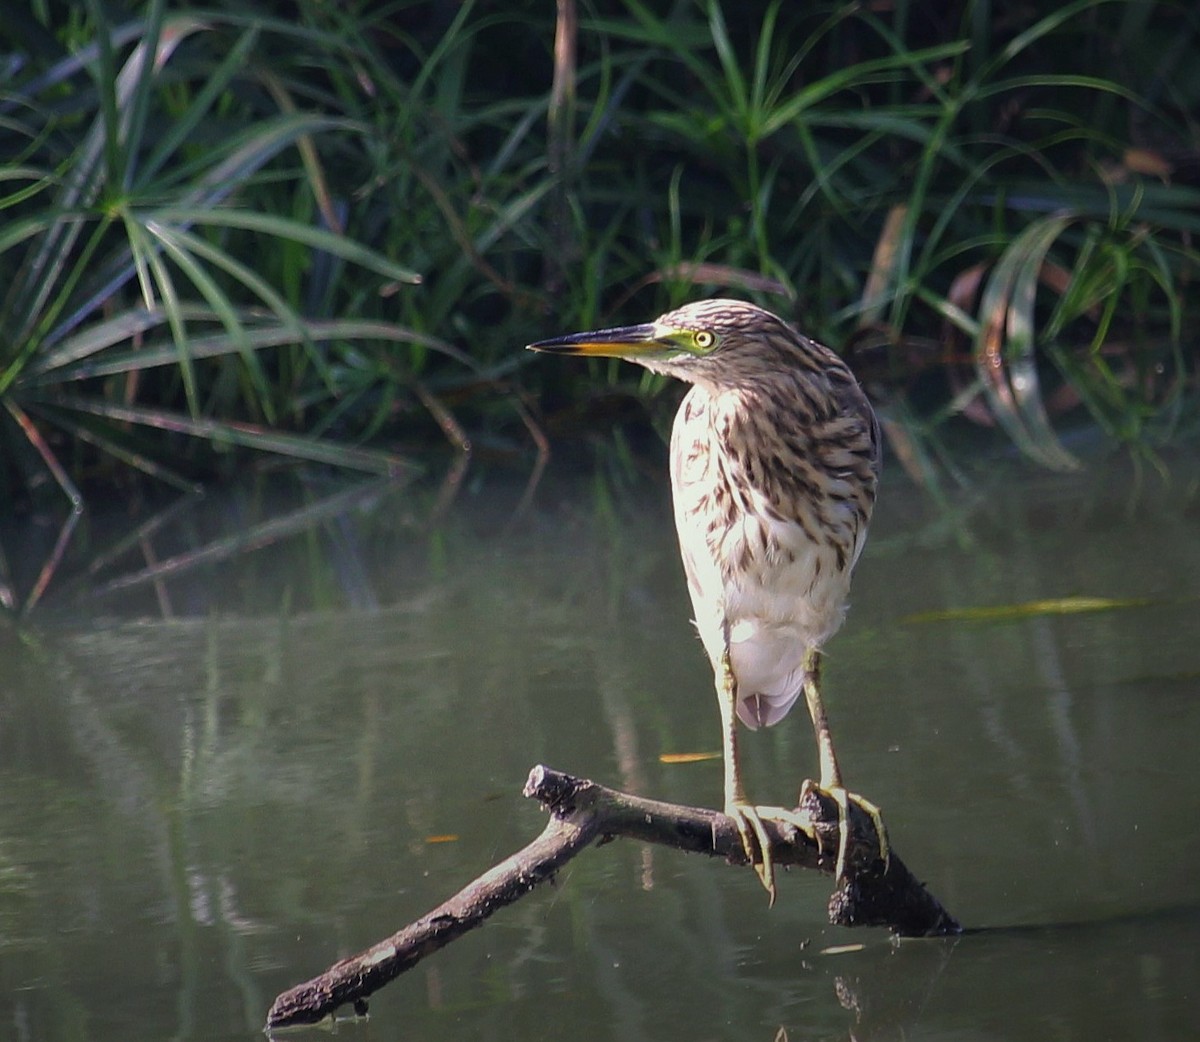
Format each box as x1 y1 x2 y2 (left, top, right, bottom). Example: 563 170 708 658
820 944 866 956
659 751 721 764
903 595 1151 625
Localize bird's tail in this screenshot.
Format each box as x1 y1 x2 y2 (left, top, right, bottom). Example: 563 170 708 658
736 686 801 730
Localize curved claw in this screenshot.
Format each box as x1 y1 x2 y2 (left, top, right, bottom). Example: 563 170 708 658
801 781 890 881
725 803 825 906
725 802 778 905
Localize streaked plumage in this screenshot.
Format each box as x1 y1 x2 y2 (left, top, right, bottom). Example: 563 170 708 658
529 298 884 900
659 300 879 731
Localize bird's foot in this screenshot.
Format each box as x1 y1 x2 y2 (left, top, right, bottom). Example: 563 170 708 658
799 780 890 882
725 801 777 904
724 801 819 907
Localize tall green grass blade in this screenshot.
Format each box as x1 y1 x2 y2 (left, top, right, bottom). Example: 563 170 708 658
760 42 970 136
156 207 422 285
706 0 747 131
143 221 277 418
21 306 198 376
84 0 121 189
29 403 199 492
122 211 201 415
30 319 477 384
136 28 259 189
119 0 166 193
42 395 416 475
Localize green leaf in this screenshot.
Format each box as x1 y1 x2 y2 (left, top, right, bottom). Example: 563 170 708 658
41 394 416 475
155 206 422 285
903 595 1152 625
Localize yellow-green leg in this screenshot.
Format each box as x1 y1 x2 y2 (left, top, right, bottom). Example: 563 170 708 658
718 648 821 905
801 649 890 879
717 649 779 903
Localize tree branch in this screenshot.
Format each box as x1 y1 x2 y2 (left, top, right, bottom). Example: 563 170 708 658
266 765 960 1030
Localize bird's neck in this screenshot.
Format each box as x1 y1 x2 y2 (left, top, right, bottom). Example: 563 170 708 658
693 367 838 426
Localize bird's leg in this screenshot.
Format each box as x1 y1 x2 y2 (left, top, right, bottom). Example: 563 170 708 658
800 649 890 880
802 648 843 791
717 648 780 904
716 648 819 905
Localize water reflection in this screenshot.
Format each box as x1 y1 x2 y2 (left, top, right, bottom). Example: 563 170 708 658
1 456 1198 1041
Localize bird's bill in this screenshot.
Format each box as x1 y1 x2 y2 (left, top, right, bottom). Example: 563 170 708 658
526 322 667 358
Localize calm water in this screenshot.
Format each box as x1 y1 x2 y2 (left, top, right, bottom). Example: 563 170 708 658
2 455 1198 1041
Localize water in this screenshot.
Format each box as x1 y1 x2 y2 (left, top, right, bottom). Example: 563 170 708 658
2 456 1198 1041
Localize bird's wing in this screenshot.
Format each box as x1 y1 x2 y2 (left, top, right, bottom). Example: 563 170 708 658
669 384 727 665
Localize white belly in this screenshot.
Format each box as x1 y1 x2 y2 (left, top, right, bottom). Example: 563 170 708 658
680 504 852 729
670 387 864 731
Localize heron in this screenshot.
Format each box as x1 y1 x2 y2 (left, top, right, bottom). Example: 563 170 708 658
528 298 887 902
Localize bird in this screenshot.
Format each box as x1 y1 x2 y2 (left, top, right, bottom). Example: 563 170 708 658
528 298 886 903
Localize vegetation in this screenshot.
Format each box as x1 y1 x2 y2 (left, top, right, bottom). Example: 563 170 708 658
1 0 1198 608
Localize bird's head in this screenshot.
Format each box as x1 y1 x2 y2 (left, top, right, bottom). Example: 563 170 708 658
527 298 805 385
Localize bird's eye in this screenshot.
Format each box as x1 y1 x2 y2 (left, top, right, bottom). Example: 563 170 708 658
694 330 716 350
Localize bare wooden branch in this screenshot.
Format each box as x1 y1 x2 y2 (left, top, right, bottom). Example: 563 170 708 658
265 765 960 1030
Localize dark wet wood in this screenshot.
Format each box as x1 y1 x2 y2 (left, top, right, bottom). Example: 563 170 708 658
265 765 960 1030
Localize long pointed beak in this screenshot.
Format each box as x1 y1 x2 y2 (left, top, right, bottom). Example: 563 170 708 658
526 322 665 357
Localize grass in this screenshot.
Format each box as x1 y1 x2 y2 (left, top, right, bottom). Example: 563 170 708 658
1 0 1198 611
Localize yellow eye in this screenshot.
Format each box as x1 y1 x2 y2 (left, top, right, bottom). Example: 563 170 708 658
694 330 715 350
